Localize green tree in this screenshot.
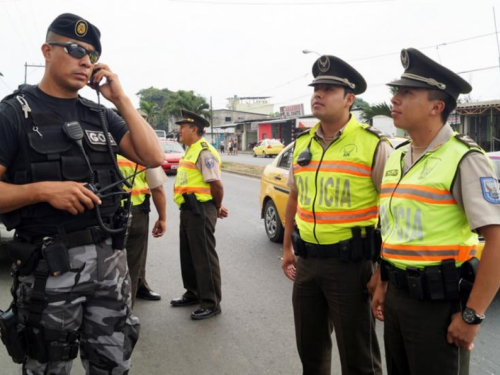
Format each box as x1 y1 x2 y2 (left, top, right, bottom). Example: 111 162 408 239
136 87 172 129
139 100 158 124
360 102 392 124
163 90 210 120
353 97 370 111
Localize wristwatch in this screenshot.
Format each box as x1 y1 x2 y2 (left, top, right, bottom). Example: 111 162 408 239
462 307 485 325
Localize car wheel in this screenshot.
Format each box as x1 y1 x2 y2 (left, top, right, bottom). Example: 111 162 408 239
252 151 256 157
263 151 267 158
264 200 284 243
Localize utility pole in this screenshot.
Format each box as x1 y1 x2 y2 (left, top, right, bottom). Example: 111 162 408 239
210 96 214 146
24 62 45 84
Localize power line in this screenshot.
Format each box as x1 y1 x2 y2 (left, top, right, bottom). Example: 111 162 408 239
170 0 394 5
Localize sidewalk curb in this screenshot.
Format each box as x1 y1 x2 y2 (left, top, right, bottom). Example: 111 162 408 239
222 169 261 180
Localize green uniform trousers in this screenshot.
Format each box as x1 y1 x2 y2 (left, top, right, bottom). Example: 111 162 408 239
126 205 150 307
293 256 382 375
179 201 221 309
384 284 470 375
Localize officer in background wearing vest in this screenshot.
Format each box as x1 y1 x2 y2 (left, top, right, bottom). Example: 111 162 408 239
282 55 392 375
372 48 500 375
0 13 164 374
117 155 167 307
171 109 228 320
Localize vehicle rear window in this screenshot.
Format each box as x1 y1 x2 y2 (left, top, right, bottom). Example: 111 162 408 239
161 142 184 153
268 140 283 145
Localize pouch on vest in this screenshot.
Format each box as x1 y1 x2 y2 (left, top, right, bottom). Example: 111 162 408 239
5 241 40 276
459 257 479 297
42 239 70 277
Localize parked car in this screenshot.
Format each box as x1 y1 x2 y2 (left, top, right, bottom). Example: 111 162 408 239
252 139 285 158
155 129 167 140
160 141 184 174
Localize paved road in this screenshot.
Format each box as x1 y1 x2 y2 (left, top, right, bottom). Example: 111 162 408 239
220 151 277 167
0 173 499 374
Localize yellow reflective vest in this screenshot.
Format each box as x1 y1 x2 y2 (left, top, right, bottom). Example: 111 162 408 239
117 155 150 207
293 117 384 244
173 138 221 207
380 135 479 270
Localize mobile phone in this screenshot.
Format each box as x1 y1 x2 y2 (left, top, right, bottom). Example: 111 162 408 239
89 68 101 90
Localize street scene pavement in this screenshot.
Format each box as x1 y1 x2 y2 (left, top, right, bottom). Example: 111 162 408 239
0 171 499 374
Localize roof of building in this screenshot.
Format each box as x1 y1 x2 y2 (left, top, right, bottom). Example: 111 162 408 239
457 100 500 110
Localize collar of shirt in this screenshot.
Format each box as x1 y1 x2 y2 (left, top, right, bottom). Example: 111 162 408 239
402 124 454 169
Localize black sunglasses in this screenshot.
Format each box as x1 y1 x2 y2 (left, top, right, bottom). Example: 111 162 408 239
48 42 100 64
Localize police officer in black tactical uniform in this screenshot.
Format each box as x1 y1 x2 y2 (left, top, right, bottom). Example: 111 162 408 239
0 13 164 374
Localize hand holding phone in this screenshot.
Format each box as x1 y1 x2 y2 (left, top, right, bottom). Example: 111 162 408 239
89 68 101 90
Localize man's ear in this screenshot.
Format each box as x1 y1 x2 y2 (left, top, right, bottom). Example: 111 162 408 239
430 100 446 116
41 43 52 61
346 93 356 107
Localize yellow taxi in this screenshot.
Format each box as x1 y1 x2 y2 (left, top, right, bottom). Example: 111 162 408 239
252 139 285 158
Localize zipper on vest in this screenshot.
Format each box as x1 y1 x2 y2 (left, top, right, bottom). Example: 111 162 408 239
311 137 335 244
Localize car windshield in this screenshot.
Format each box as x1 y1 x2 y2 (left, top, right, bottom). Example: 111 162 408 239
161 142 184 153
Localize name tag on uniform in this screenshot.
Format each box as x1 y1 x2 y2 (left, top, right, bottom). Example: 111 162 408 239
85 130 117 146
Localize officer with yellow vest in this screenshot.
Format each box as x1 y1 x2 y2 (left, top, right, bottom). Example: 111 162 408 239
118 155 167 307
282 55 392 375
171 109 228 320
372 48 500 375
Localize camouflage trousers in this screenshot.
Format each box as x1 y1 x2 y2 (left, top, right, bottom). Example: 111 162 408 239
15 238 140 375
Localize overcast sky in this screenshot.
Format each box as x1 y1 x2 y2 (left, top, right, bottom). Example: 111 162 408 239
1 0 499 116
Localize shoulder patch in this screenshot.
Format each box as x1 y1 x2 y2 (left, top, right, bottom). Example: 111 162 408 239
364 126 388 139
480 177 500 204
455 134 480 149
200 142 209 149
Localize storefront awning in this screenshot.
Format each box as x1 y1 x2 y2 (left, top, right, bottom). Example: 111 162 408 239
296 118 319 129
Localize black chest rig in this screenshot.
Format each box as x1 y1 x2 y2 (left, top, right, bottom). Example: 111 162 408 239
0 86 122 236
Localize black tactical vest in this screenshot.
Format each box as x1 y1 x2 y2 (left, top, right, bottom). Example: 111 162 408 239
0 86 122 236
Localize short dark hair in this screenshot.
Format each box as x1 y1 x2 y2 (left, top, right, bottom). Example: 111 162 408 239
428 89 456 124
187 123 204 136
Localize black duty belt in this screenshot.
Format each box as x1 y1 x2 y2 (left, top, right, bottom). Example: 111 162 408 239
20 226 110 249
303 241 351 259
381 259 469 301
180 200 215 211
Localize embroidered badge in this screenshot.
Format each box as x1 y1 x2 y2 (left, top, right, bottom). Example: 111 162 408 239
480 177 500 204
341 144 357 157
385 169 398 177
205 157 216 169
75 20 88 37
418 157 440 180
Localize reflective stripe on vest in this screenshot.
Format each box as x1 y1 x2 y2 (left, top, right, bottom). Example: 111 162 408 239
117 155 150 206
293 117 381 244
173 137 221 207
380 135 479 270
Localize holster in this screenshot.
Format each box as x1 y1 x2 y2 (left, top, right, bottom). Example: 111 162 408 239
0 308 26 364
183 193 201 217
291 227 307 258
42 239 70 277
5 240 40 276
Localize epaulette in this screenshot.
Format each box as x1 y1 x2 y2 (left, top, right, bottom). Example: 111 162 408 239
363 126 388 140
200 141 209 149
455 133 480 149
295 129 311 139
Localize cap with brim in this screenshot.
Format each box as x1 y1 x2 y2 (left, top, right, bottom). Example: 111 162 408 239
175 109 210 128
309 55 367 95
387 48 472 100
47 13 102 55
